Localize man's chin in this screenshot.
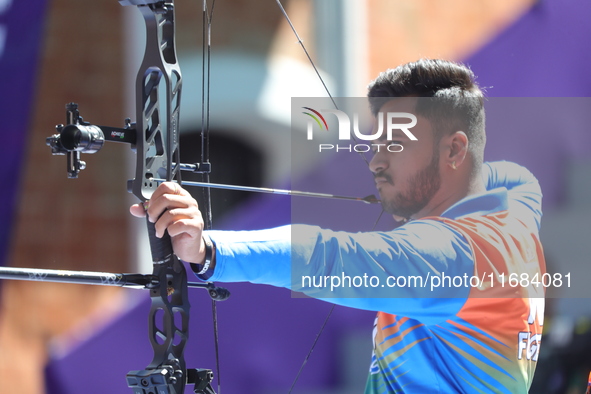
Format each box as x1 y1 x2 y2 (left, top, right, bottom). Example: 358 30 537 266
376 185 394 204
380 199 401 218
380 198 414 221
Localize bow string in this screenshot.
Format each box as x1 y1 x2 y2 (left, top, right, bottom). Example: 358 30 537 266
272 1 384 391
199 1 223 392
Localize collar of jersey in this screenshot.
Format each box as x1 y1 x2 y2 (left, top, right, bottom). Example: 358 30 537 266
439 187 509 220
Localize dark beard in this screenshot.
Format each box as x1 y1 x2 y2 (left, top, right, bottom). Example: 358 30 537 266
379 152 441 219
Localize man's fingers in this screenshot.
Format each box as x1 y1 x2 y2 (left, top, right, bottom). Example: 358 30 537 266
153 207 203 238
130 203 147 218
147 194 185 223
131 182 202 240
150 182 187 201
146 183 198 223
167 219 202 239
129 182 205 264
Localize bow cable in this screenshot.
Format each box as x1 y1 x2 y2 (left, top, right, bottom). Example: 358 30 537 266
200 1 222 393
274 0 371 169
197 1 386 391
273 0 385 391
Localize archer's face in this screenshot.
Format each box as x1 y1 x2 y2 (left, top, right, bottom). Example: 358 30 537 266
368 98 441 220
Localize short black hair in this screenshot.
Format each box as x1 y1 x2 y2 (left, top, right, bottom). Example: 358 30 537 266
367 59 486 166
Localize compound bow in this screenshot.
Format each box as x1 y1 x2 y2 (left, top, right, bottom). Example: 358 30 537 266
6 1 228 393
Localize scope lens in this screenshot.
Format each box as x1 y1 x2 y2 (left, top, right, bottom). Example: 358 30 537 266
60 125 104 153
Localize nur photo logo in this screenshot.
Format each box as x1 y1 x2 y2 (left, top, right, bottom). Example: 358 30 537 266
302 107 418 153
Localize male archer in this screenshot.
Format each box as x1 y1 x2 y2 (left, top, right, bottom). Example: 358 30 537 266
131 59 545 393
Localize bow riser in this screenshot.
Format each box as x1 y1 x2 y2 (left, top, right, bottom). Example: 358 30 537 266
129 1 182 203
121 2 199 394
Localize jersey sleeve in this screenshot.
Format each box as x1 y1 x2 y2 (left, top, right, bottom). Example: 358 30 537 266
206 221 473 323
482 161 543 230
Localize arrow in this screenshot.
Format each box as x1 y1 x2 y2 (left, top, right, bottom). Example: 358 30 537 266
149 178 381 204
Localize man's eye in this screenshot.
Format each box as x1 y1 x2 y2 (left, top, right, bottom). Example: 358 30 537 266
385 141 404 153
371 141 404 154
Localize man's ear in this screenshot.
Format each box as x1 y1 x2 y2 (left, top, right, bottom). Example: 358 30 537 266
442 131 469 169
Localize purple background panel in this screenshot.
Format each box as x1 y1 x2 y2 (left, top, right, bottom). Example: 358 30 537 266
467 0 591 98
0 0 48 266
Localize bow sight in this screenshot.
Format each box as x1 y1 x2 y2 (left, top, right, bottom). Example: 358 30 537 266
47 102 136 178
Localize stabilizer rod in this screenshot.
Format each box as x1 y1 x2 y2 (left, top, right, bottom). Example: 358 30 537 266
0 266 230 300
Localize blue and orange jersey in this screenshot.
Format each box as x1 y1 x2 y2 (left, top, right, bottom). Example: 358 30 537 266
204 161 545 393
365 210 545 393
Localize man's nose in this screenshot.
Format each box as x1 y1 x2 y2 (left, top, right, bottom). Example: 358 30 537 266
369 150 386 174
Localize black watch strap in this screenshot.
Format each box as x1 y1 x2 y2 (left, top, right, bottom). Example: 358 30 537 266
190 235 214 279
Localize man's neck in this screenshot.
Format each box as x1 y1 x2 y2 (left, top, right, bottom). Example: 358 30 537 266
411 171 486 220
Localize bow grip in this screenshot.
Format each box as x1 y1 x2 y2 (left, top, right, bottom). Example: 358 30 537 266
146 218 174 263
